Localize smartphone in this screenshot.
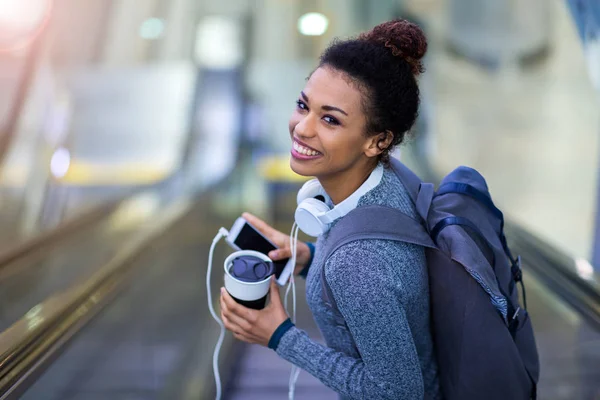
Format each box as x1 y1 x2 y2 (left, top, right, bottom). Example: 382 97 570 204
226 216 294 286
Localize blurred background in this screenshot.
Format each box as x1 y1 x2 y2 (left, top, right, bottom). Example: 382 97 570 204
0 0 599 399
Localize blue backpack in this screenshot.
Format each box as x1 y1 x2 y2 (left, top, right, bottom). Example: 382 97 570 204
320 157 540 400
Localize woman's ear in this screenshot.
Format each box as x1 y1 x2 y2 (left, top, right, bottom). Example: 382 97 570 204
365 131 394 158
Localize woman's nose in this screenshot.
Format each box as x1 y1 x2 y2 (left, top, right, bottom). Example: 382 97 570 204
294 114 316 139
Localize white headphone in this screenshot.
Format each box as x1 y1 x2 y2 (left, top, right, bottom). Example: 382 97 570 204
294 164 384 237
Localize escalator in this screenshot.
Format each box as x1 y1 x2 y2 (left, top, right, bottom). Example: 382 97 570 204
0 150 597 400
18 196 230 400
0 204 135 333
0 2 598 399
521 272 600 399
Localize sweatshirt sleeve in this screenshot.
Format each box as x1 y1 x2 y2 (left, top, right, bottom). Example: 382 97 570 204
275 239 425 399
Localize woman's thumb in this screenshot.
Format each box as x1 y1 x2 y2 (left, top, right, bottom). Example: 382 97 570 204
269 276 282 305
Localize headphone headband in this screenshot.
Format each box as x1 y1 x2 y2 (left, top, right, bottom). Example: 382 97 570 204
295 164 384 236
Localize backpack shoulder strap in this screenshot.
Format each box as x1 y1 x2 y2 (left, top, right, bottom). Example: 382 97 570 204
320 205 436 310
389 157 434 224
322 205 436 261
389 158 422 203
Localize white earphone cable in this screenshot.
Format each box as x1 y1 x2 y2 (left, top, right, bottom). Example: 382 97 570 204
207 227 230 400
208 224 303 400
287 223 301 400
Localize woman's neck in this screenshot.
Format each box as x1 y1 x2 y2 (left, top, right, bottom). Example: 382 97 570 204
318 161 378 205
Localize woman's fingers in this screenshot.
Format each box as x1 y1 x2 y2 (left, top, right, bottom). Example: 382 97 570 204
268 277 284 308
220 284 287 348
241 213 293 261
220 296 253 331
268 247 291 261
222 313 245 336
221 289 257 323
222 312 258 344
232 331 254 343
242 213 279 241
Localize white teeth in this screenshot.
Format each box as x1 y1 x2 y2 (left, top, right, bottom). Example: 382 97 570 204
294 141 320 156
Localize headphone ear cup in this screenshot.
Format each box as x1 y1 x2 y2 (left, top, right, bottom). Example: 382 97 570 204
297 179 327 205
295 198 331 237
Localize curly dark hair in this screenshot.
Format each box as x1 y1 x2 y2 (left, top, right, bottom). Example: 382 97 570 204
318 19 428 165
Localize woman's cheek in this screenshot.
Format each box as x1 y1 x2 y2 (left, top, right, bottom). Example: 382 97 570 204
289 112 301 134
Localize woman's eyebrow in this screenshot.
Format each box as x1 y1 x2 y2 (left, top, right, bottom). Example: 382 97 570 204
301 91 349 116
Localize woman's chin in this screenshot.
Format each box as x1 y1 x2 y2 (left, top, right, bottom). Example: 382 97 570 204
290 157 317 177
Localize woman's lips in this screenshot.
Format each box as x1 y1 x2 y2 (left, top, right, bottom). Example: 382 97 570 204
291 139 322 160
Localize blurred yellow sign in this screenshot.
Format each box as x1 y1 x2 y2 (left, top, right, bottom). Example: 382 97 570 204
257 155 310 183
56 160 169 186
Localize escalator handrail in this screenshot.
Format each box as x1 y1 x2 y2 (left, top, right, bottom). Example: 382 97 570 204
507 224 600 329
0 197 191 399
0 173 176 270
0 201 118 269
0 178 176 396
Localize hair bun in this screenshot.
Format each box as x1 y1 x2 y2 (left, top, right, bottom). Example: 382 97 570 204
359 19 427 75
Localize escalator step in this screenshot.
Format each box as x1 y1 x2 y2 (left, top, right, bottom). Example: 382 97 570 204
226 343 336 399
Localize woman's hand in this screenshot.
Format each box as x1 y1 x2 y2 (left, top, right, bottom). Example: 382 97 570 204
242 212 311 276
220 277 289 347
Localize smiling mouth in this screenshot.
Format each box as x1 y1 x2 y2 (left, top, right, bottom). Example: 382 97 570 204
292 140 322 156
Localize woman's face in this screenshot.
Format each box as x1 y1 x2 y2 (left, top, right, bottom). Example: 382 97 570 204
288 66 375 178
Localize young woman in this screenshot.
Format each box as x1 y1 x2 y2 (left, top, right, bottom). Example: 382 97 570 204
220 19 441 399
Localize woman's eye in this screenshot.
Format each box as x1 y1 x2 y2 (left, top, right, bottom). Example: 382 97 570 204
323 116 340 126
296 100 307 110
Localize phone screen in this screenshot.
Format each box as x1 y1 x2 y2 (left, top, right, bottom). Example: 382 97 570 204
233 223 290 278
